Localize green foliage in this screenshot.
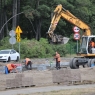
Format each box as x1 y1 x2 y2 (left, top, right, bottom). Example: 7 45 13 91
75 0 91 6
51 44 68 57
37 5 50 18
23 5 35 19
0 37 76 58
0 37 12 49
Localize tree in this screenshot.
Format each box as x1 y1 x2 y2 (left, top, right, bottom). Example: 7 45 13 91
0 0 8 39
22 0 50 40
1 0 95 42
12 0 17 29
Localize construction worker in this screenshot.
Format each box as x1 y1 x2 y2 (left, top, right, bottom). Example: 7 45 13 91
24 58 32 70
89 39 95 48
5 63 17 74
54 52 61 70
88 38 95 53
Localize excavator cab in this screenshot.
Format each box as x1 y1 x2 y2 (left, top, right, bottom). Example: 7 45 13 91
80 36 88 54
80 36 95 54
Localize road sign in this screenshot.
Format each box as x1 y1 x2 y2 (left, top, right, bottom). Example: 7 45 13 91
73 26 80 33
15 26 22 34
9 30 15 37
74 33 80 40
16 33 21 42
9 37 16 44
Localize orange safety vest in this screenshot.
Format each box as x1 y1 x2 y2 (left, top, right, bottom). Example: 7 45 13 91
25 58 31 65
90 41 95 47
6 64 15 71
55 53 61 62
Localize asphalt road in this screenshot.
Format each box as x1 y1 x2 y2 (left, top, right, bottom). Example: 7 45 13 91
0 84 95 95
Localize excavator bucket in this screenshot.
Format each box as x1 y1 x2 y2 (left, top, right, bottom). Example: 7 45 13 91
62 37 69 44
49 34 69 44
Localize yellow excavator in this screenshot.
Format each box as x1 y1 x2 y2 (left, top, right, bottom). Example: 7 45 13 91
47 4 95 69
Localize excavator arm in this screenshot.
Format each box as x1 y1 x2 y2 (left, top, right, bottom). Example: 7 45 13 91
47 4 91 44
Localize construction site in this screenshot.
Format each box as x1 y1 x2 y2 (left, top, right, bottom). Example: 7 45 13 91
0 57 95 92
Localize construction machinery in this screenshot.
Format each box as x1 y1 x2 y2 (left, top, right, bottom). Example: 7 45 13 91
47 4 95 69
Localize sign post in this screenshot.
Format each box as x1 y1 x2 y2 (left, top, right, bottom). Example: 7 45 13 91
15 26 22 57
73 26 80 53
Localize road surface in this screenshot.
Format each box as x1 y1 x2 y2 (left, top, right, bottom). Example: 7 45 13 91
0 84 95 95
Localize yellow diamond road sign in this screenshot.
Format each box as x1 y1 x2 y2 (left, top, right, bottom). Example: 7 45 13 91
15 26 22 33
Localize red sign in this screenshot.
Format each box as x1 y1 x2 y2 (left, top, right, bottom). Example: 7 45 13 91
74 33 80 40
73 26 80 33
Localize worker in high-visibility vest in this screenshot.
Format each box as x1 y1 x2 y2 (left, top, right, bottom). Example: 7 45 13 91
88 38 95 53
89 40 95 48
5 63 17 74
24 58 32 70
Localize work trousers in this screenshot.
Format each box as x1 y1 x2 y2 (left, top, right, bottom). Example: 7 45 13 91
25 61 32 70
56 61 60 70
5 66 10 74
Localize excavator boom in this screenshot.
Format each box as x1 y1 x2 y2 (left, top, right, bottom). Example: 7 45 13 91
47 4 91 44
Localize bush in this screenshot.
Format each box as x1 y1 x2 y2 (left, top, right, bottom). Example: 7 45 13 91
0 37 75 58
